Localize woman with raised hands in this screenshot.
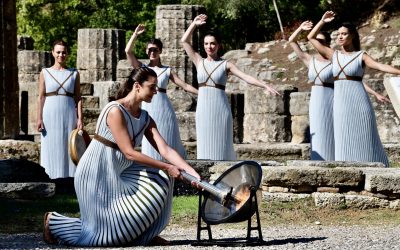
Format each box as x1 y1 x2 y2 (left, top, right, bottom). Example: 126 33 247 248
307 11 400 167
181 14 280 161
288 21 335 160
125 24 198 161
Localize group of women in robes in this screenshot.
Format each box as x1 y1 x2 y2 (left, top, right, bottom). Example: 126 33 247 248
42 11 400 247
288 11 400 167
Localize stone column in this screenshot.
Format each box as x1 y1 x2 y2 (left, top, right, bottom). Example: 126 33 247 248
156 5 205 85
77 29 126 83
0 0 19 139
243 85 296 143
17 37 52 136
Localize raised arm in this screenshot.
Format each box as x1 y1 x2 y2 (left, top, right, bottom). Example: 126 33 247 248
125 24 145 68
227 62 280 96
170 71 198 95
74 71 83 129
363 53 400 75
180 14 207 67
288 21 313 66
307 11 335 59
107 108 200 181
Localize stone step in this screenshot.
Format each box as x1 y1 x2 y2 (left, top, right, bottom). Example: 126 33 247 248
0 182 55 199
82 95 100 109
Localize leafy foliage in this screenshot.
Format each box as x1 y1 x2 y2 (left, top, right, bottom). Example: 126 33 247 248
16 0 400 67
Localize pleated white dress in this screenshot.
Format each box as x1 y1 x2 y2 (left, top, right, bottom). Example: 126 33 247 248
196 59 236 160
332 50 389 166
308 57 335 160
48 102 174 246
41 68 77 179
141 66 186 160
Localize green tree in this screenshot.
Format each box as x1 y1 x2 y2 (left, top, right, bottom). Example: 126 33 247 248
16 0 176 66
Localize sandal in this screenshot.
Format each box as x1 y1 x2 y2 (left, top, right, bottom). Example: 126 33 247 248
43 212 57 244
149 236 170 246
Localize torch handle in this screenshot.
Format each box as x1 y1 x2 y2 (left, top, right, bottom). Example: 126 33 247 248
181 171 227 201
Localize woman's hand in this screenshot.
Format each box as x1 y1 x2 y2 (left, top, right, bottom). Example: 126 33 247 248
264 84 281 96
134 24 145 36
76 118 83 130
165 164 182 179
375 93 391 103
193 14 207 27
37 119 44 132
321 11 335 23
300 21 313 31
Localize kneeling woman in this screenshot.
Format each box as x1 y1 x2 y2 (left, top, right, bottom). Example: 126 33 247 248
43 67 201 246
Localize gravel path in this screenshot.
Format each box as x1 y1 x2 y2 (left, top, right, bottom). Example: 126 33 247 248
1 225 400 249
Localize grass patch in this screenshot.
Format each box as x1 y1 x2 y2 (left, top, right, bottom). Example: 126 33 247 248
0 194 79 233
2 195 400 233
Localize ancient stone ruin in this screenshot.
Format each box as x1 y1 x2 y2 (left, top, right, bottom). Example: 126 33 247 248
2 4 400 207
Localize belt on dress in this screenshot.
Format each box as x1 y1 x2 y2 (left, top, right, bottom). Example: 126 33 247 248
45 91 74 97
333 75 362 81
198 83 225 90
314 82 334 88
93 134 119 150
157 87 166 93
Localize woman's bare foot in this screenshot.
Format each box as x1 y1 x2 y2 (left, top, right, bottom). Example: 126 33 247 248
149 235 170 246
43 212 57 244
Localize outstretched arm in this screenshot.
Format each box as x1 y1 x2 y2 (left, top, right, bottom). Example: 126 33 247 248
180 14 207 67
227 62 280 96
363 53 400 75
144 118 200 180
125 24 145 68
107 107 200 181
307 11 335 59
170 71 198 95
288 21 313 66
363 82 391 103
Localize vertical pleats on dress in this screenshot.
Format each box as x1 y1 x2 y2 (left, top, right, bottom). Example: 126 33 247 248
48 102 174 246
307 57 335 160
196 59 236 160
141 66 186 160
332 51 389 166
41 68 77 179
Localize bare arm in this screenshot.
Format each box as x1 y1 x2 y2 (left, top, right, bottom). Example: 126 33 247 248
288 21 313 66
363 82 391 103
170 71 198 95
144 118 200 179
74 72 83 129
363 53 400 75
125 24 145 68
37 71 46 131
307 11 335 60
107 108 200 180
227 61 280 96
180 14 207 67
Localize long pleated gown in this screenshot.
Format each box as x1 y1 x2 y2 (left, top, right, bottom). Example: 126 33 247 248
308 57 335 160
332 50 389 166
41 68 77 179
141 66 186 160
196 59 236 160
47 101 174 246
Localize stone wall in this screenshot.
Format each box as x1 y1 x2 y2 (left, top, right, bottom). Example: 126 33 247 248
17 37 52 136
205 160 400 209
